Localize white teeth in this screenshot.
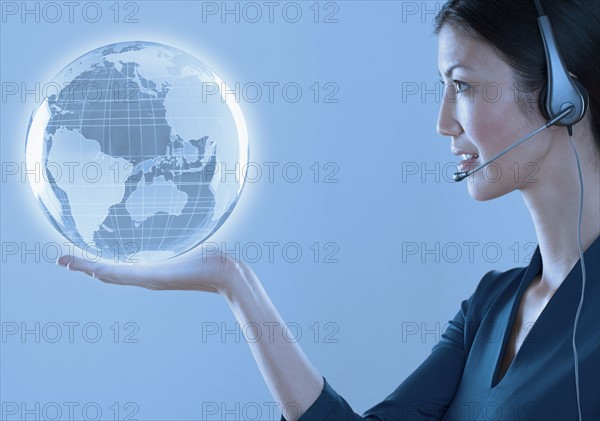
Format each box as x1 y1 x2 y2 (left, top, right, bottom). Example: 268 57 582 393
461 153 479 160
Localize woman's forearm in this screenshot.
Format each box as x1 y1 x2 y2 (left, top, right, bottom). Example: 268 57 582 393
221 260 324 421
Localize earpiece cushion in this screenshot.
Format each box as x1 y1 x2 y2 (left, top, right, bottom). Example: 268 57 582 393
573 78 591 117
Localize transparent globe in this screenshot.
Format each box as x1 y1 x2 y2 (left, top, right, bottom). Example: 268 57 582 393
25 41 248 263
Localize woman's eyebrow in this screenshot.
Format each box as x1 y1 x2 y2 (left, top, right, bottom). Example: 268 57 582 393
438 64 472 78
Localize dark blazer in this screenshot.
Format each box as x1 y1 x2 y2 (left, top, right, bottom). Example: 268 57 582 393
282 234 600 421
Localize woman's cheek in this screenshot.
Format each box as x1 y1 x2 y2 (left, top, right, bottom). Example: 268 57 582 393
462 94 517 156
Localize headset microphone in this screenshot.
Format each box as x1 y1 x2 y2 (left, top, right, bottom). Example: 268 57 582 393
452 106 574 182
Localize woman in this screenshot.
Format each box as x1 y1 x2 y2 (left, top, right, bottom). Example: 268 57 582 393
58 0 600 420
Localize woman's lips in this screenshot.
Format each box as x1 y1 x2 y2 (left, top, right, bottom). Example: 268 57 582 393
458 155 480 172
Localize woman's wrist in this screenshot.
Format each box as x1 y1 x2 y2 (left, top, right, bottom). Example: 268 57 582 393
217 254 255 304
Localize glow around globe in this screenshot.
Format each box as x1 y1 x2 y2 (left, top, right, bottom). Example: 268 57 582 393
25 41 248 263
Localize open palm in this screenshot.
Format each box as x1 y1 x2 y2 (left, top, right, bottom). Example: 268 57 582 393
57 246 240 295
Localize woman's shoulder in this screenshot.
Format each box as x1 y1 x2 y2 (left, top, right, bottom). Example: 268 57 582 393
475 265 527 295
465 265 529 319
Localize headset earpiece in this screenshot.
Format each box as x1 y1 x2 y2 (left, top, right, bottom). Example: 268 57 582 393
538 78 589 125
534 0 589 127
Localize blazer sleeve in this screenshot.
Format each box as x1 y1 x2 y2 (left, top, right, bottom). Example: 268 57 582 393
281 270 500 421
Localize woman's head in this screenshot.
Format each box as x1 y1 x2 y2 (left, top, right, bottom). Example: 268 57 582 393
433 0 600 200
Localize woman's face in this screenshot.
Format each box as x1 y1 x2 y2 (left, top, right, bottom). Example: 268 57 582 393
437 23 554 200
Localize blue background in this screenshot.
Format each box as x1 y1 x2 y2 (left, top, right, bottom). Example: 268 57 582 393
1 1 537 420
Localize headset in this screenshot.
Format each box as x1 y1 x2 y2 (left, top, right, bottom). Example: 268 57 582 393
452 1 590 419
453 1 590 182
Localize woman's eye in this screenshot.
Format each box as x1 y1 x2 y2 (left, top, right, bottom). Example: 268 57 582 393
452 80 470 93
438 79 470 94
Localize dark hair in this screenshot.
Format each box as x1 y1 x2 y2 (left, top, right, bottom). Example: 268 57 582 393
434 0 600 158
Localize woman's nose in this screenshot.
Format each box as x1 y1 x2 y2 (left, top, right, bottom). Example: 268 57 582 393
436 88 462 137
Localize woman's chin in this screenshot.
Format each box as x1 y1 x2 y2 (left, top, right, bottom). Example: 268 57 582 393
466 178 513 201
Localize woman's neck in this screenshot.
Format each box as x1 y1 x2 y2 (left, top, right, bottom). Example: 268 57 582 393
520 137 600 297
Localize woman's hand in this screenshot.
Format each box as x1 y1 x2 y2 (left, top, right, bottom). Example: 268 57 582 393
57 246 243 296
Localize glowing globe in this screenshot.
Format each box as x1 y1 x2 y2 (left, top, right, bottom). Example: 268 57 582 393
25 41 248 263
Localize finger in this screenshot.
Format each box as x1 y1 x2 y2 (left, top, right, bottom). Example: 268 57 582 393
57 255 98 276
57 255 166 289
91 262 168 290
